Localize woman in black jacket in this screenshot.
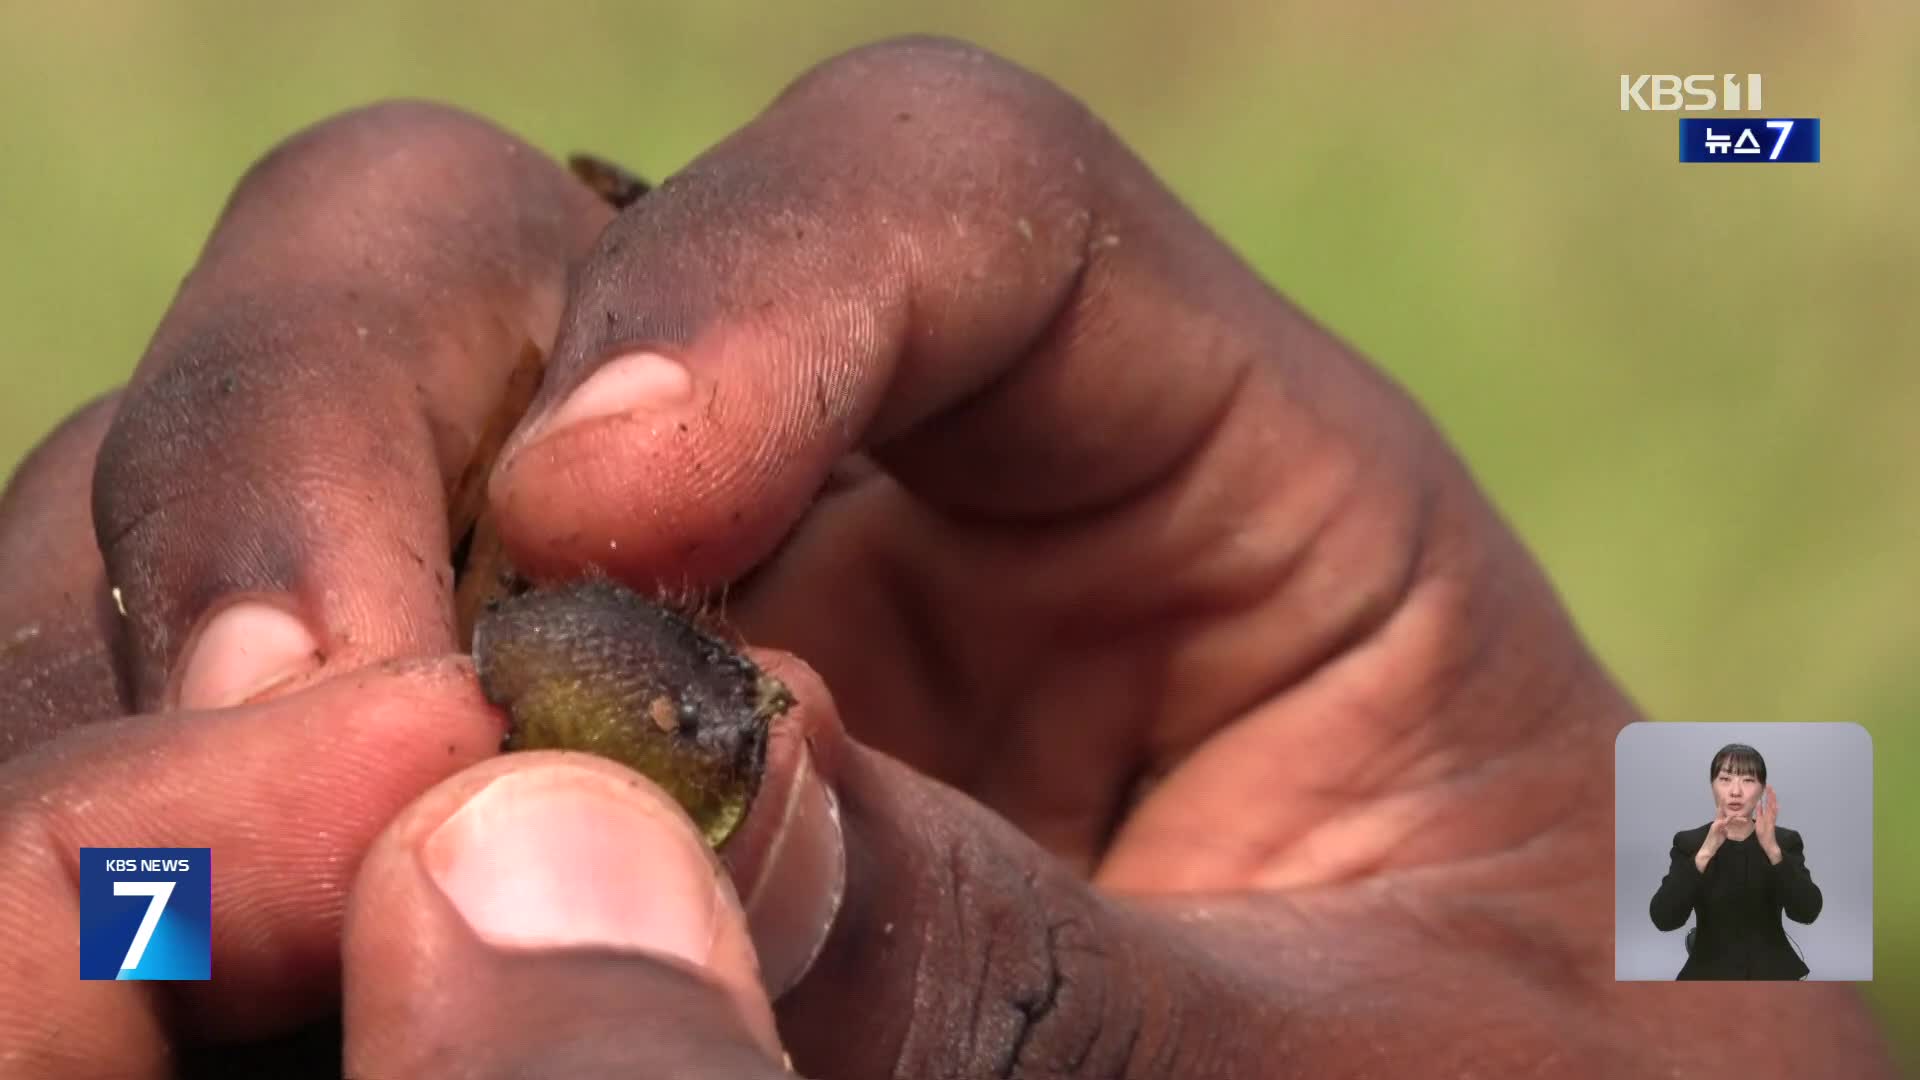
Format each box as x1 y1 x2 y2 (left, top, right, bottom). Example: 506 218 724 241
1649 743 1823 979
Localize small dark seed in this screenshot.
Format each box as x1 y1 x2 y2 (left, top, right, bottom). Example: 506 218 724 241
471 578 789 847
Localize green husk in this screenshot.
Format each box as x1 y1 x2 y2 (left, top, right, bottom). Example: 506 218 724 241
471 579 791 848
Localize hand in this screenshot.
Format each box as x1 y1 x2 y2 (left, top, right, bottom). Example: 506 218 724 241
1755 785 1783 858
1698 805 1738 870
0 657 503 1075
1 38 1898 1076
0 662 797 1077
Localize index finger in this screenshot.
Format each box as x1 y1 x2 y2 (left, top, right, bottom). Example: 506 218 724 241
92 102 612 711
491 36 1435 587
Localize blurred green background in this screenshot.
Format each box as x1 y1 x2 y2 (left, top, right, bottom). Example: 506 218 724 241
2 0 1914 1064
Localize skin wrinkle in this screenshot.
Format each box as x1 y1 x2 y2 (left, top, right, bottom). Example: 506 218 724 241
1238 476 1584 887
1027 329 1259 623
902 557 1121 860
949 851 1084 1078
1271 603 1489 820
1113 420 1620 899
1206 910 1427 1067
1050 916 1112 1073
996 929 1050 1077
1096 360 1420 748
1373 885 1587 1000
965 889 1001 1072
876 205 1101 504
93 356 238 555
896 819 971 1074
1183 891 1616 1072
0 391 131 738
1311 558 1624 899
870 516 990 790
1094 486 1429 888
1038 918 1098 1074
1111 1004 1146 1079
0 622 124 749
894 836 948 1076
1153 456 1401 758
1005 635 1165 870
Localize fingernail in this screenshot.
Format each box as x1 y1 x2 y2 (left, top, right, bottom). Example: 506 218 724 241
173 599 322 710
524 351 694 446
424 766 723 966
721 730 846 998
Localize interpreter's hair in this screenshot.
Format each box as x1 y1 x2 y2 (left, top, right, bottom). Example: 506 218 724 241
1709 743 1767 784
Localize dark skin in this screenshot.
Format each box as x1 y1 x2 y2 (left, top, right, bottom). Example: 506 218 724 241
0 36 1898 1078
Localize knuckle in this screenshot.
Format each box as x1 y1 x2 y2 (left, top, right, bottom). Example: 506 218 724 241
797 35 1031 96
93 102 568 578
782 34 1103 161
228 98 523 211
198 98 590 302
90 317 302 559
901 838 1144 1078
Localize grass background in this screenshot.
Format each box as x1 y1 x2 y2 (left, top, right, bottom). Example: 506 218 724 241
2 0 1914 1064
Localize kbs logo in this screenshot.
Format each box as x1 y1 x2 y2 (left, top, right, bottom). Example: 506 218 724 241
1680 118 1820 163
1620 74 1764 111
79 848 211 980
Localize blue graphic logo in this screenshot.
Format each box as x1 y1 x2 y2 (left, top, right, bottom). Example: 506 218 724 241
1679 118 1821 163
79 848 211 980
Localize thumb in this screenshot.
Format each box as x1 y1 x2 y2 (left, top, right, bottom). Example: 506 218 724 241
734 656 1285 1077
341 753 788 1078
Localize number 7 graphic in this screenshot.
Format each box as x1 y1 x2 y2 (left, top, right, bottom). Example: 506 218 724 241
1765 120 1795 161
114 881 175 971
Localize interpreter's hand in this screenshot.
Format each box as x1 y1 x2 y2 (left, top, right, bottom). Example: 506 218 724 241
1755 784 1783 858
0 36 1898 1077
1698 804 1739 870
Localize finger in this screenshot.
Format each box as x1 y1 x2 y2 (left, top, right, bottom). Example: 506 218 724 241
93 101 613 712
492 34 1419 585
1 391 131 760
0 658 501 1075
343 753 785 1078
